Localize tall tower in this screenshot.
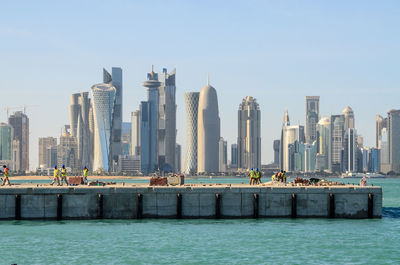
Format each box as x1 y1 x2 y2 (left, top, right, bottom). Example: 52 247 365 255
316 117 330 171
218 137 227 172
343 106 355 130
91 83 116 172
103 67 123 170
69 92 91 169
343 128 357 172
131 110 141 156
0 123 13 162
376 114 387 148
330 114 345 173
197 80 220 173
38 137 57 168
237 96 261 170
388 109 400 173
157 68 177 171
141 66 161 173
305 96 319 144
184 92 200 175
8 111 29 172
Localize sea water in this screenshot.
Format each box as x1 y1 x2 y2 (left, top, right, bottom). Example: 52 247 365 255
0 178 399 265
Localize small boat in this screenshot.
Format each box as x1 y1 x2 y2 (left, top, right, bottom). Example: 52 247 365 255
341 172 385 178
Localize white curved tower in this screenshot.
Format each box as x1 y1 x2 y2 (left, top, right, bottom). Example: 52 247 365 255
184 92 200 174
91 83 116 172
343 106 355 130
197 82 220 173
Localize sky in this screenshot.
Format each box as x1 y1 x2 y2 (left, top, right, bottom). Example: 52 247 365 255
1 0 400 170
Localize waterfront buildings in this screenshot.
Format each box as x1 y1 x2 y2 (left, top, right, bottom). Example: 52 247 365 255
316 117 330 171
305 96 319 144
197 81 220 173
273 140 280 166
175 144 181 173
388 110 400 173
8 111 29 172
57 125 78 170
69 92 91 169
131 111 141 156
0 123 13 162
230 144 238 169
343 106 355 130
237 96 261 170
376 115 387 148
157 68 177 171
91 83 116 172
183 92 200 175
38 137 57 168
343 128 357 172
219 137 227 172
103 67 123 169
329 114 345 173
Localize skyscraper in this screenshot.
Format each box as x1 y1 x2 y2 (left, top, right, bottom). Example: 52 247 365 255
157 68 177 171
141 67 161 173
69 92 91 169
103 67 123 170
343 106 355 130
231 144 238 168
280 111 305 171
184 92 200 175
38 137 57 168
330 114 345 173
57 125 78 170
316 117 330 171
388 109 400 173
376 115 387 148
131 110 141 156
91 83 116 172
237 96 261 170
305 96 319 144
197 81 220 173
8 111 29 172
273 140 280 166
343 128 357 172
218 137 227 172
0 123 13 161
175 144 181 173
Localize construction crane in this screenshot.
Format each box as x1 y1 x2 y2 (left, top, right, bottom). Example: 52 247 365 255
4 104 39 118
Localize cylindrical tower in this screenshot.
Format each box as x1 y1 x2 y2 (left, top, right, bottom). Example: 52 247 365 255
197 83 220 173
183 92 200 175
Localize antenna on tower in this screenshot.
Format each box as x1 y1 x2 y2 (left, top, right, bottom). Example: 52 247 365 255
207 73 210 86
152 64 154 73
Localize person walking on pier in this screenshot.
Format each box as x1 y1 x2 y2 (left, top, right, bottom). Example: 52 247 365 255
60 165 69 186
1 165 11 186
83 166 88 185
50 165 60 186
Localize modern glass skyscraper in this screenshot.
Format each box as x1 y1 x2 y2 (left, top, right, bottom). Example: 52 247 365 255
91 83 116 172
157 68 177 171
219 137 227 172
184 92 200 175
388 109 400 173
305 96 319 144
8 111 29 172
38 137 57 168
0 123 13 161
316 117 330 171
237 96 261 170
343 128 357 172
330 114 345 173
231 144 238 168
131 110 141 156
376 115 387 149
343 106 355 130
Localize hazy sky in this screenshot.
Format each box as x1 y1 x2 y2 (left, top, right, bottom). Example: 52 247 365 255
1 0 400 169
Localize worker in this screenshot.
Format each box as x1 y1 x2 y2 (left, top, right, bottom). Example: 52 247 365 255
282 171 287 183
360 175 367 186
1 165 11 186
50 165 60 186
83 166 89 184
60 165 69 186
255 168 262 184
247 168 255 185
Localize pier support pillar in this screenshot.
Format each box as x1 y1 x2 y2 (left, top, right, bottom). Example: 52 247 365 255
177 193 182 219
137 194 143 219
57 194 63 221
215 194 221 219
329 193 335 218
253 194 259 218
15 194 21 220
291 194 297 218
98 194 103 219
368 193 374 218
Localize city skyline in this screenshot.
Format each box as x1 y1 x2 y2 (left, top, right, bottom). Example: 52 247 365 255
2 1 400 169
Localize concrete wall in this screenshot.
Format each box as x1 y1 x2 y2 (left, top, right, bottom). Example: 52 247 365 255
0 186 382 220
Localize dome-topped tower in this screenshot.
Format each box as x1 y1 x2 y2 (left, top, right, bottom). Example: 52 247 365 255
197 80 220 173
342 106 355 130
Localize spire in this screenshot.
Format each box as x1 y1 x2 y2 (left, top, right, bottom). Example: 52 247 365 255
152 64 154 73
207 73 210 86
283 110 290 126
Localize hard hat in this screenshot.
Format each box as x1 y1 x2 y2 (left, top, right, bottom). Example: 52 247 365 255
54 165 57 168
250 168 253 170
256 168 258 171
84 166 87 169
62 164 65 167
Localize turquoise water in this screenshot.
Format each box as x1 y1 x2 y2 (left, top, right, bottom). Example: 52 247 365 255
1 178 399 264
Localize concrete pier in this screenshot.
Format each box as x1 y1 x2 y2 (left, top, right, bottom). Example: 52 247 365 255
0 185 382 220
